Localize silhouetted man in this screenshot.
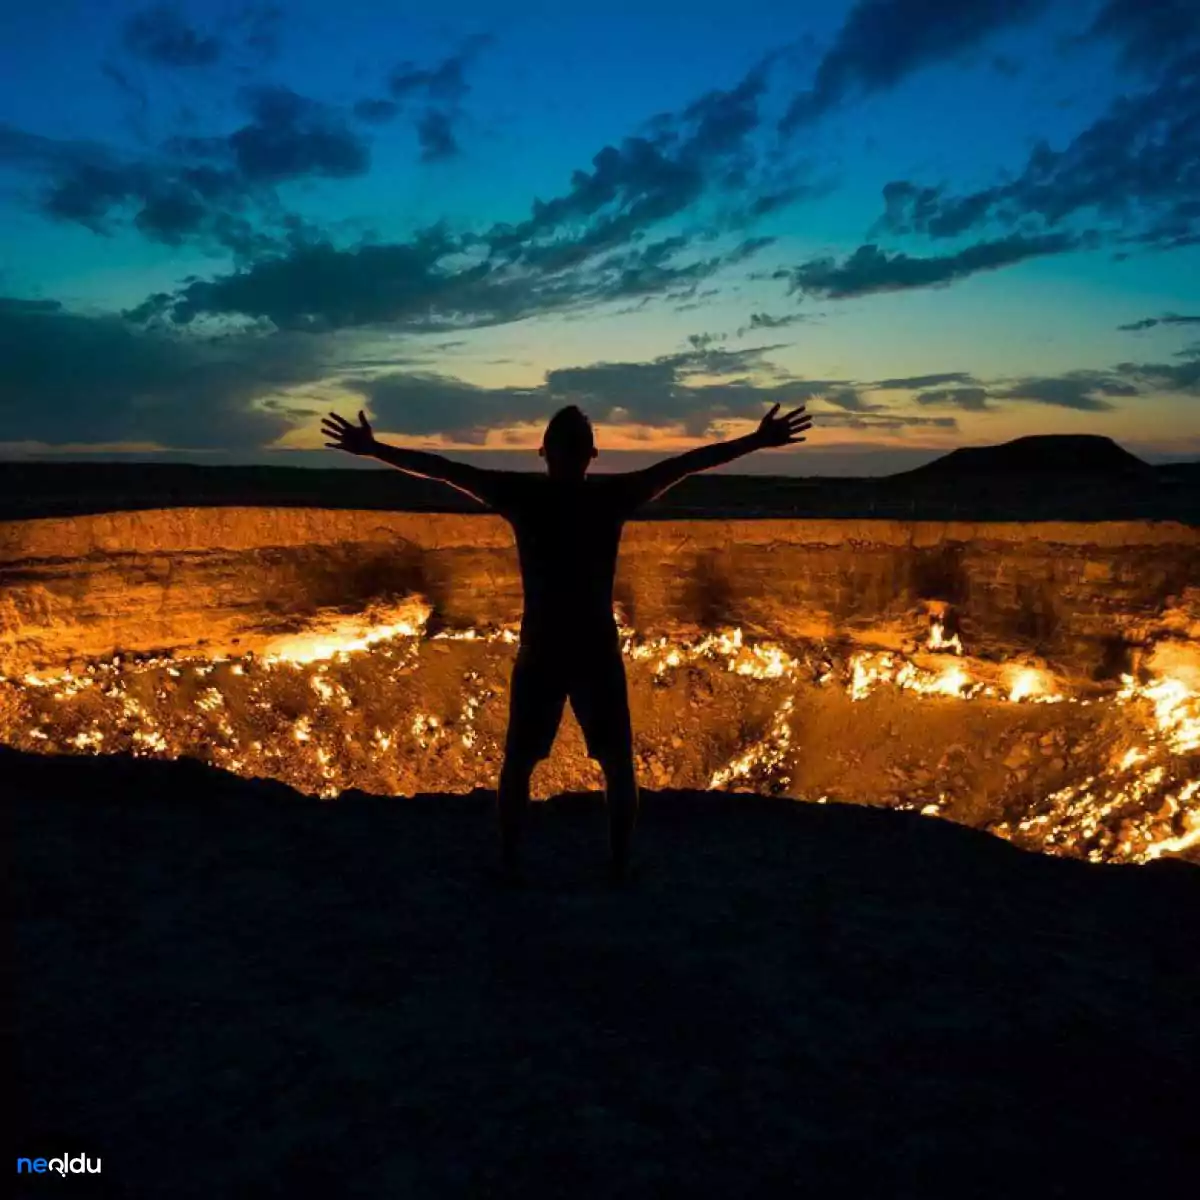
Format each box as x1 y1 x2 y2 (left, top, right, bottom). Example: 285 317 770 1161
322 402 813 886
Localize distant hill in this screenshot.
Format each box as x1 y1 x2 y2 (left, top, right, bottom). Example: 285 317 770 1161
894 435 1155 480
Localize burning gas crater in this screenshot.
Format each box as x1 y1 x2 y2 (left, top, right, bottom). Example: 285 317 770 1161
1 595 1197 865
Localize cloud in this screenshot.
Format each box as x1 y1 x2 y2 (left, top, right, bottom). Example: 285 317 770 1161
352 98 400 124
126 228 762 332
880 356 1200 415
122 3 222 68
376 35 494 161
487 57 780 267
910 356 1200 411
0 296 326 447
0 297 62 314
416 110 459 162
1085 0 1200 74
16 43 803 335
349 344 855 441
1115 357 1200 395
125 60 797 332
0 84 368 257
234 3 284 63
125 234 465 328
915 387 993 411
780 0 1050 131
990 371 1139 411
780 233 1080 299
873 372 976 389
343 372 545 445
17 295 1194 454
725 235 776 263
388 34 494 104
1117 313 1200 332
202 85 369 182
0 123 112 177
877 44 1200 252
490 141 699 260
118 2 282 73
345 351 1195 446
820 389 884 412
735 311 810 336
815 413 959 431
737 183 825 220
658 342 796 377
100 61 151 129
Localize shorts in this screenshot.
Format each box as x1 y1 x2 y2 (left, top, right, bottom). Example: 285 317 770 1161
503 640 633 766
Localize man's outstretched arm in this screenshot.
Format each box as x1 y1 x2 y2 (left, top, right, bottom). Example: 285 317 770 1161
322 410 507 506
620 403 813 508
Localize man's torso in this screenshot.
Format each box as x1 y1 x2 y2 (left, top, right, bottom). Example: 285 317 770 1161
499 475 632 649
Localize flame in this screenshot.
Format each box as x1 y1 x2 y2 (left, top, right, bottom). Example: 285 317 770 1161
994 665 1199 863
1143 782 1200 859
849 652 985 701
928 618 963 655
261 598 434 665
1117 673 1200 755
1 596 1196 865
1119 746 1148 772
710 695 794 792
1006 666 1055 704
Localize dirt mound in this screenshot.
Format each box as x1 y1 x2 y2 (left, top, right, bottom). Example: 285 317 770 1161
11 747 1196 1197
897 434 1154 480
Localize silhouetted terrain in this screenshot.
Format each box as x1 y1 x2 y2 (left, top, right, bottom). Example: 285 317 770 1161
10 746 1197 1197
2 436 1197 523
894 433 1156 480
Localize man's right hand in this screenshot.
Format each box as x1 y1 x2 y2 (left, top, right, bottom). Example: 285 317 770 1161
322 410 377 456
753 403 812 448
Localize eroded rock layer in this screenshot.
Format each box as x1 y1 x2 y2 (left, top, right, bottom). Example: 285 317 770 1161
1 507 1197 678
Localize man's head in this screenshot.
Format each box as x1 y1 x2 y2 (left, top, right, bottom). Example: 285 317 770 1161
539 405 597 478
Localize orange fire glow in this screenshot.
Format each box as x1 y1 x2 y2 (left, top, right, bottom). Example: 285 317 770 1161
1 600 1196 863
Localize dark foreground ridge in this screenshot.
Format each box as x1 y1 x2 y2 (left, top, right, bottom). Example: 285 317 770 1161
9 746 1198 1198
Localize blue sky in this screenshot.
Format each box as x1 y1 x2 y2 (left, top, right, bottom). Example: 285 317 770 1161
1 0 1197 474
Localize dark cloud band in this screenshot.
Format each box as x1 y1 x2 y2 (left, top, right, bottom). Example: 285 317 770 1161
1117 314 1200 332
779 233 1080 299
780 0 1051 131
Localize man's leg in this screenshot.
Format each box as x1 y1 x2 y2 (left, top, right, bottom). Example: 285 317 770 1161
497 755 536 875
497 644 565 879
600 752 639 881
570 643 640 880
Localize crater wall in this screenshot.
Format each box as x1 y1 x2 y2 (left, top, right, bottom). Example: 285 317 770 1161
1 507 1197 677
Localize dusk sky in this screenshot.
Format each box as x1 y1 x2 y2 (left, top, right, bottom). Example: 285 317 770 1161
1 0 1197 474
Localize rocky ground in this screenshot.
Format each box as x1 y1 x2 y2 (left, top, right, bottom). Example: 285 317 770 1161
10 746 1198 1198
